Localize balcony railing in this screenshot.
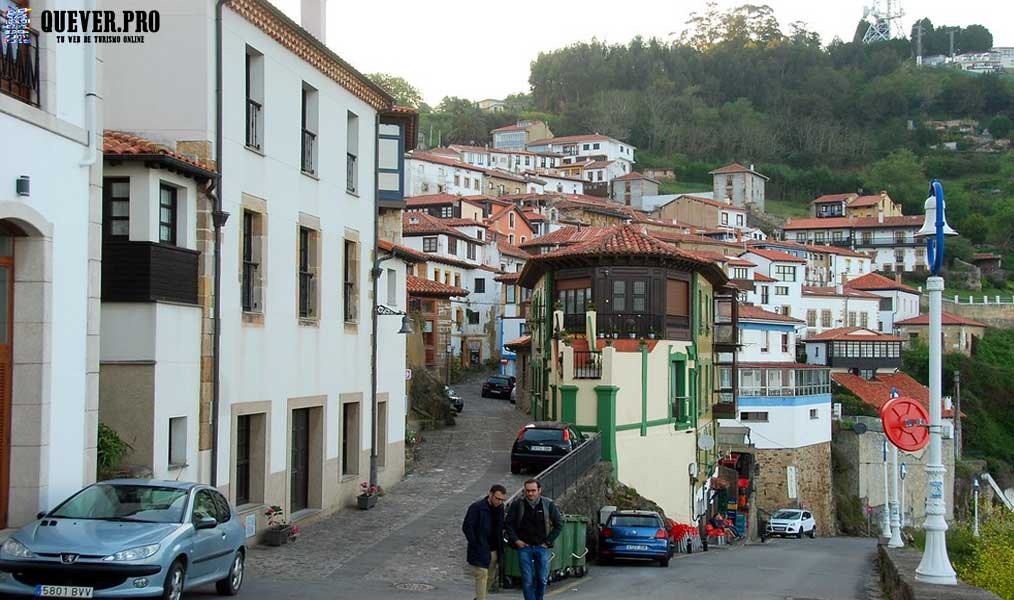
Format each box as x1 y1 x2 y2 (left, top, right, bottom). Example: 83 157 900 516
597 313 667 339
301 129 316 175
573 350 601 379
0 23 39 107
246 99 262 150
101 241 199 305
738 384 830 397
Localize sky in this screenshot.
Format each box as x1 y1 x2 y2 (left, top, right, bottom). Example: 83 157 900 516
271 0 1014 106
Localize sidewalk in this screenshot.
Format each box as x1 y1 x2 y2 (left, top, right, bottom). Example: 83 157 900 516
245 373 530 594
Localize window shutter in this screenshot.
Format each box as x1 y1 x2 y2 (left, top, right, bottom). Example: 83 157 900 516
351 242 360 321
666 279 689 316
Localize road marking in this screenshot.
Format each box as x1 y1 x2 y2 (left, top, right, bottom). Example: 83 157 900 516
546 575 593 596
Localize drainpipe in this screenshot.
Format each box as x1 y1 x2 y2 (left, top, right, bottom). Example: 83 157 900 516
210 0 232 487
78 0 98 167
369 112 381 491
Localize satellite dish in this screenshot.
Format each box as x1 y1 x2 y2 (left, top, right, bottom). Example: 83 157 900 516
697 433 715 451
853 422 868 434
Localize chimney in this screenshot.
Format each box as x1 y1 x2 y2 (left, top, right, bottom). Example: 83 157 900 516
301 0 327 43
750 163 755 172
894 272 902 283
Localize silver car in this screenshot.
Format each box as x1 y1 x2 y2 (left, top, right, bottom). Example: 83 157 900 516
0 480 247 599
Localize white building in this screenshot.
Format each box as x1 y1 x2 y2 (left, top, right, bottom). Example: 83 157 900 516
102 0 412 532
0 4 102 528
740 248 806 318
783 215 925 274
844 272 921 333
709 163 767 211
799 287 881 338
526 134 635 172
406 152 486 197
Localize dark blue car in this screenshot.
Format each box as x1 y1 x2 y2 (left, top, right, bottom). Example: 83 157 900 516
598 510 671 567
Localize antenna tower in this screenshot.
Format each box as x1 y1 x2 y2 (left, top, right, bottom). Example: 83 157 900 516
862 0 905 44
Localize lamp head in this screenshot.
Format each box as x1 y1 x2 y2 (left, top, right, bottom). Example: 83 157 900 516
914 195 958 239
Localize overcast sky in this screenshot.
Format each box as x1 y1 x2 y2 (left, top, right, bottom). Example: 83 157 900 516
271 0 1013 106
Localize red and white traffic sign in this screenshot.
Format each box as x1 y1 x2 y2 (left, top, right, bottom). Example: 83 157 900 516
880 396 930 452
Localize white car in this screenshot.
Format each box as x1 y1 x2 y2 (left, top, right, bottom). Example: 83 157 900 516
766 509 816 539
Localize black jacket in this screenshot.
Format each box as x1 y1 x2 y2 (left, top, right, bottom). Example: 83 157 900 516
462 497 505 568
504 496 563 547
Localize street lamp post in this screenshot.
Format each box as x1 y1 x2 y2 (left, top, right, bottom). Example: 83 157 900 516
900 462 907 528
888 385 904 548
881 439 892 539
972 477 980 538
913 179 958 585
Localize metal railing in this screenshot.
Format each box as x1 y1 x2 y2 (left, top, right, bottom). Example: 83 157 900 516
738 384 831 397
0 24 39 106
245 99 262 149
572 350 602 379
346 153 358 193
301 129 316 175
505 434 602 505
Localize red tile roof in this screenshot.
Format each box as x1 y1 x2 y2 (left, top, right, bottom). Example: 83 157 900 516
613 171 659 183
738 304 805 323
103 131 216 175
847 194 885 208
520 226 611 248
802 244 871 259
726 257 756 267
408 152 487 173
377 239 427 263
405 193 461 207
811 193 855 204
846 272 919 294
709 163 768 179
427 254 484 270
443 218 489 228
753 273 777 282
831 372 955 418
492 124 527 133
895 313 987 328
672 194 746 212
802 286 881 299
528 134 614 146
583 160 615 170
406 275 469 298
783 216 923 230
744 248 807 264
504 335 531 350
495 272 521 283
403 212 481 242
497 241 531 259
805 327 904 342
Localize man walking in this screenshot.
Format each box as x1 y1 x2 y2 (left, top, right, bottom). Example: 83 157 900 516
462 484 507 600
505 479 563 600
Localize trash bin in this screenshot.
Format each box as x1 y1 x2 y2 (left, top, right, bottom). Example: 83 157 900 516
562 514 590 577
502 540 522 589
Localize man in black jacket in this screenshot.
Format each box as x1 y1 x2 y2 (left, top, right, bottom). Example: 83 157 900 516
462 484 507 600
504 479 563 600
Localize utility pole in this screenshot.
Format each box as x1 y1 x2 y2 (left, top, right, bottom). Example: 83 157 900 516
915 23 923 65
949 30 955 58
953 370 962 462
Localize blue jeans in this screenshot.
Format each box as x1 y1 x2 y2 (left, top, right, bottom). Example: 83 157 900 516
517 545 551 600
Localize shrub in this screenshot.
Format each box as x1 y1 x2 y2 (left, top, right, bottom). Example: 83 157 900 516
956 511 1014 598
97 423 132 479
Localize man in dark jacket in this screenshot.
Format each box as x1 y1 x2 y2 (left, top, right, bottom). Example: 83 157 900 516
504 479 563 600
462 484 507 600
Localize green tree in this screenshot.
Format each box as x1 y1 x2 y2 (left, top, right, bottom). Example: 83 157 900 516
959 24 993 53
367 73 423 108
988 202 1014 251
988 115 1012 140
861 149 926 214
958 213 990 245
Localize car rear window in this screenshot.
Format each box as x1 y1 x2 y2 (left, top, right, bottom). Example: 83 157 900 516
773 510 801 520
490 377 510 385
522 428 564 443
610 515 661 528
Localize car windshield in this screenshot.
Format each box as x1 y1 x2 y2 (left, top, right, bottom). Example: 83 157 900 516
489 377 510 385
610 515 660 528
522 428 564 443
773 510 801 520
50 484 190 523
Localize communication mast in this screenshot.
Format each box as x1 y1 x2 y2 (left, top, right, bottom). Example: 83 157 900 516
862 0 905 44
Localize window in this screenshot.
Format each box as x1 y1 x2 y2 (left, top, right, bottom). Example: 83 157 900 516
344 239 360 323
347 111 359 193
467 309 479 325
774 265 797 282
447 237 458 255
341 402 360 476
467 243 476 260
760 286 769 304
159 185 177 245
509 212 515 229
378 122 404 200
807 309 817 327
301 83 318 175
775 286 789 296
736 214 744 226
740 412 769 422
821 310 832 327
833 230 843 241
473 179 480 191
815 231 826 242
809 408 818 420
721 213 729 225
848 311 857 327
245 46 264 150
583 144 590 150
168 417 187 468
440 206 453 218
732 267 748 279
474 278 485 293
103 177 130 240
860 312 869 328
423 237 438 252
386 268 397 306
453 174 460 187
593 143 600 150
895 250 905 264
782 333 790 353
241 210 264 312
298 227 319 319
597 171 603 181
509 234 515 245
761 332 769 353
782 305 791 317
235 415 251 505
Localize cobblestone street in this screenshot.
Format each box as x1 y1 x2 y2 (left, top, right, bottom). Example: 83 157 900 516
242 372 529 596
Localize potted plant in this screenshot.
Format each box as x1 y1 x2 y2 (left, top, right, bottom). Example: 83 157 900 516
357 481 379 510
648 325 657 340
263 505 292 546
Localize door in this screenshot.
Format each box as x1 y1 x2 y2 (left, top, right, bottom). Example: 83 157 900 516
290 408 310 512
190 489 225 581
0 233 12 529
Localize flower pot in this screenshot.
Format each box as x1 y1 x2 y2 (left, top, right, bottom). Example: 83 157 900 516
357 494 378 510
264 525 291 547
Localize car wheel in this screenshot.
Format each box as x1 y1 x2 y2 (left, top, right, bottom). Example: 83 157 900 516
162 559 186 600
660 557 670 567
808 527 816 539
215 549 245 596
796 530 803 539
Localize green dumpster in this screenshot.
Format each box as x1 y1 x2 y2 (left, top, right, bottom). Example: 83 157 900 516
562 514 590 577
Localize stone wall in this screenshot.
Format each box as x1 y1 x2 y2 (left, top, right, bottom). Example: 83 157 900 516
751 442 836 536
879 546 1001 600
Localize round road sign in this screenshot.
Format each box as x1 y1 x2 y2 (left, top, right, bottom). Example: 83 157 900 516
880 396 930 452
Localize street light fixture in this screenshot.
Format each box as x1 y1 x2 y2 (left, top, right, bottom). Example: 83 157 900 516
913 179 958 585
972 477 980 538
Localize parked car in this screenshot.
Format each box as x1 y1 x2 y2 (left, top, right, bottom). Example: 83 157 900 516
765 509 816 539
481 375 514 399
0 480 247 599
598 510 671 567
510 422 586 474
445 386 463 413
509 385 516 405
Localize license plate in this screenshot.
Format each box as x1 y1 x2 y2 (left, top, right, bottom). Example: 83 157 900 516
625 544 649 551
35 586 94 598
531 446 552 452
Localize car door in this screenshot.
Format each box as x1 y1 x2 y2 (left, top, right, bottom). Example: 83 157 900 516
209 491 240 577
189 489 224 581
802 511 814 533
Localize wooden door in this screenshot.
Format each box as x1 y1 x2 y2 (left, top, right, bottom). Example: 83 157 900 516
290 409 310 512
0 233 13 529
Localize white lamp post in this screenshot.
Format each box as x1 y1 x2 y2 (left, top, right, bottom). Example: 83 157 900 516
881 439 892 539
889 389 904 548
900 462 907 528
972 477 980 538
913 179 958 585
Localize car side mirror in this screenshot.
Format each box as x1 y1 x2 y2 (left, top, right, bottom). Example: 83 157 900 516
36 511 47 520
194 516 218 530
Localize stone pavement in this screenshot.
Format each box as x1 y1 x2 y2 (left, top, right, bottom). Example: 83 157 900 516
244 372 530 595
